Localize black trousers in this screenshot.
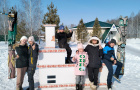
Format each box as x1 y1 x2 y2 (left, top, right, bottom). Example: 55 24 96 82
28 67 35 90
65 45 72 60
59 44 72 60
88 67 99 86
103 59 122 85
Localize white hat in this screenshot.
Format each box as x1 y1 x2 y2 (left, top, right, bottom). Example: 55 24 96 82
20 36 28 41
77 43 84 49
28 36 35 42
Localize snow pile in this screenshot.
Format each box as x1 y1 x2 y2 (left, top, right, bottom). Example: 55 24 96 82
113 39 140 90
126 38 140 44
0 42 16 90
126 38 140 51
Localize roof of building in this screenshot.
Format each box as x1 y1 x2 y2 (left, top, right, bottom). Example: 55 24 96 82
73 20 119 28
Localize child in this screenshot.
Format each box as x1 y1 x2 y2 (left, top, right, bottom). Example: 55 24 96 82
103 39 122 90
55 25 73 63
72 43 89 90
84 36 103 90
27 36 39 90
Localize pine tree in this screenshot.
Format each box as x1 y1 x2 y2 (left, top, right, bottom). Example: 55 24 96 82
92 18 102 39
41 2 60 32
64 26 71 42
76 19 88 43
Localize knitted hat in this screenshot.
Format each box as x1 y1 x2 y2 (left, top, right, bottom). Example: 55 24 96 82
59 25 64 30
110 39 116 45
28 36 35 42
20 36 28 41
77 43 84 49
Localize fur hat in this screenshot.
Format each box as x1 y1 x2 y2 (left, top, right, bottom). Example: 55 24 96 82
88 36 101 47
20 36 28 41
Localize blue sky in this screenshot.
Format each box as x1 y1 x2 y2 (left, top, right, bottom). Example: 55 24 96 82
8 0 140 26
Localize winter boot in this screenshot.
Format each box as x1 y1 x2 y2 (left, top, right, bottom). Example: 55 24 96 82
107 84 112 90
92 85 97 90
91 85 97 90
90 82 96 90
66 57 73 64
65 58 69 64
113 75 120 82
68 59 73 63
76 84 79 90
79 84 83 90
90 82 93 88
26 87 29 90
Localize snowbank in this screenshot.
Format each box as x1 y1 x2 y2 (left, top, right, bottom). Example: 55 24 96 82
126 38 140 51
126 38 140 44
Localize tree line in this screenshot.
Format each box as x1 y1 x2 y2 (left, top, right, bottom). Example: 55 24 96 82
0 1 102 43
106 11 140 38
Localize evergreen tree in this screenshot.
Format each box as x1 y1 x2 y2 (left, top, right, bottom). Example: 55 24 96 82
64 26 71 42
76 19 88 43
92 18 102 39
41 2 60 32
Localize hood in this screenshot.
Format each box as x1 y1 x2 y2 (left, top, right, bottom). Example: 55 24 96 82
88 37 101 47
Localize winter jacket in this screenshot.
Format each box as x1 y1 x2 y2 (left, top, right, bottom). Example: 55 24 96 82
72 52 89 75
103 42 117 62
28 43 39 70
84 37 103 68
55 32 73 48
15 45 29 68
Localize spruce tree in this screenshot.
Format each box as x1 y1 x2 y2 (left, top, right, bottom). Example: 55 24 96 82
92 18 102 39
76 19 88 43
64 26 71 42
41 2 60 32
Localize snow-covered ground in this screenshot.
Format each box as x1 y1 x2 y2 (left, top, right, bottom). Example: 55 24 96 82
113 38 140 90
0 38 140 90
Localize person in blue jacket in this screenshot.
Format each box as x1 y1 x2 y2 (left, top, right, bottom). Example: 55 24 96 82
103 39 122 90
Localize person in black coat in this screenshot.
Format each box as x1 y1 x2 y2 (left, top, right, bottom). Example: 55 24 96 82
103 39 122 89
15 36 28 90
27 36 39 90
55 25 73 63
84 36 103 89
